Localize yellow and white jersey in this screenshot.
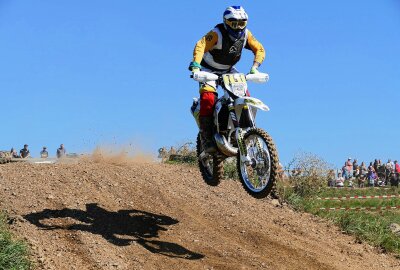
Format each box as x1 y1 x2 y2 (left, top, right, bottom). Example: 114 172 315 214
192 25 265 71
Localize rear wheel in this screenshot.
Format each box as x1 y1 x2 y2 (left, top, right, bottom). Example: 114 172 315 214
237 128 279 199
196 133 224 186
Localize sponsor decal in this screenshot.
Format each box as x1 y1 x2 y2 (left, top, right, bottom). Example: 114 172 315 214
229 46 237 54
205 32 213 42
245 99 259 105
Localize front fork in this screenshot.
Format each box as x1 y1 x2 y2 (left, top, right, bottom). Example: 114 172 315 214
236 128 251 165
228 103 254 165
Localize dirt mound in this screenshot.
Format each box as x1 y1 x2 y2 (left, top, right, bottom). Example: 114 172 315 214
0 159 399 269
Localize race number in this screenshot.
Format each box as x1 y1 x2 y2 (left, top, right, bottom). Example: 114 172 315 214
222 74 247 97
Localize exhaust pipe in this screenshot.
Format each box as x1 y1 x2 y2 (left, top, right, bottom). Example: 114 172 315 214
214 133 238 157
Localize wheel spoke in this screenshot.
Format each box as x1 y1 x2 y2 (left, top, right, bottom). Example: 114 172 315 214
239 133 271 192
197 133 223 186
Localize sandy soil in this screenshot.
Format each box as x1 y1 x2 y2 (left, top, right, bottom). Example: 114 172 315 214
0 157 399 270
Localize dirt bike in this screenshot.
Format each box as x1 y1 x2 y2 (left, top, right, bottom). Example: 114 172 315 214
190 71 279 198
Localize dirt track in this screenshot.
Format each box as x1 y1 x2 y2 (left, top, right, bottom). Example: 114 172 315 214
0 157 399 270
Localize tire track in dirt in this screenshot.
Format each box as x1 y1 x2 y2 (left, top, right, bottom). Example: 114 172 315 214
0 159 399 269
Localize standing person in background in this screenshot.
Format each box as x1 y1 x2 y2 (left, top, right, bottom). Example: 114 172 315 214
358 161 368 187
341 162 347 179
40 146 49 158
373 159 379 172
327 169 335 187
169 146 176 155
352 159 359 178
158 147 168 163
386 159 394 182
345 158 353 180
393 160 400 187
56 144 66 158
368 162 376 187
360 161 368 177
19 144 30 158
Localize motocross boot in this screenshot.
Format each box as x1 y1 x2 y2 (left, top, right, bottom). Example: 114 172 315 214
199 116 217 153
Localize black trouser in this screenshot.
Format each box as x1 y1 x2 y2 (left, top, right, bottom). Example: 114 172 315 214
391 173 399 187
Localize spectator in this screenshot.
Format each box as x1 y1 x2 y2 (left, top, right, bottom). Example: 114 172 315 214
327 169 335 187
344 158 353 180
19 144 30 158
368 162 377 187
341 162 346 178
56 144 66 158
40 146 49 158
181 144 189 156
158 147 168 162
169 146 176 155
392 160 400 187
378 160 383 181
373 159 379 173
358 161 367 187
385 159 394 182
353 167 360 179
277 162 285 180
352 159 359 178
360 162 368 177
10 148 19 158
291 168 302 177
375 159 386 185
348 177 354 188
389 159 395 171
386 159 394 172
335 172 345 187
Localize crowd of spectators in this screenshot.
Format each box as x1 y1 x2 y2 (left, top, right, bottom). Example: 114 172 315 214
7 144 67 159
330 157 400 188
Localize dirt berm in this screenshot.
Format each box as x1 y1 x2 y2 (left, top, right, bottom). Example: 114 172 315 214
0 157 399 270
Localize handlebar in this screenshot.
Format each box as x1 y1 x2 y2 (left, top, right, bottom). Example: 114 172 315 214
190 71 269 84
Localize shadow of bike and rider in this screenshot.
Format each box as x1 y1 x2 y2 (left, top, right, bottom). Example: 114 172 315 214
24 203 204 260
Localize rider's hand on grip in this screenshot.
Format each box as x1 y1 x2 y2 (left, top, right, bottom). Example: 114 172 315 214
188 61 201 71
190 67 200 79
192 67 200 73
249 66 259 74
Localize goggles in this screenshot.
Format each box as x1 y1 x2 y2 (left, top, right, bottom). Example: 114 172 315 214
225 18 247 30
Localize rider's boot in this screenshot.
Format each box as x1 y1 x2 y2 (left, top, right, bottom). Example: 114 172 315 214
199 116 217 153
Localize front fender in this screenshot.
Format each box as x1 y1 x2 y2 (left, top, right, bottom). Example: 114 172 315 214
234 97 270 111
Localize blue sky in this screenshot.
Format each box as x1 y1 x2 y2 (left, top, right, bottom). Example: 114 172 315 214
1 1 399 167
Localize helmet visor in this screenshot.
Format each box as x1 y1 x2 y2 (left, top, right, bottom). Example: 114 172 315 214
225 18 247 30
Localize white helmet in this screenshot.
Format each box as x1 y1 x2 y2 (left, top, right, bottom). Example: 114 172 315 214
223 6 248 39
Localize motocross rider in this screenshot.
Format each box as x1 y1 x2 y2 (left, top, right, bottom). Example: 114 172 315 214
189 6 265 153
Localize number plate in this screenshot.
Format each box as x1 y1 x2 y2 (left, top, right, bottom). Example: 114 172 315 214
231 83 246 96
222 74 247 97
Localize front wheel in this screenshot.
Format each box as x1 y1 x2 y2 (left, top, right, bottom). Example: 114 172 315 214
237 128 279 199
196 133 224 186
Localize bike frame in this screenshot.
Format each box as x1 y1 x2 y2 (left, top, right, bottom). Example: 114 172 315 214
192 71 269 160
